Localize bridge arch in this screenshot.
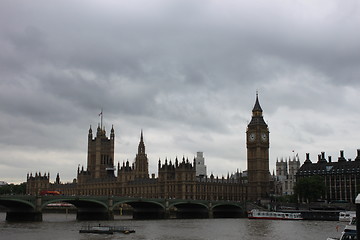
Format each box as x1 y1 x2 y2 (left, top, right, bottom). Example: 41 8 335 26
41 197 112 220
113 199 165 219
211 202 244 218
0 198 35 210
169 201 209 209
112 199 164 210
0 198 40 221
171 201 209 219
41 198 108 210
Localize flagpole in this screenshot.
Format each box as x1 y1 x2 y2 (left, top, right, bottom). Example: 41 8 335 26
101 108 103 130
99 108 103 130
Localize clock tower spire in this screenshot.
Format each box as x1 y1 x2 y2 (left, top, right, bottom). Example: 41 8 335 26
246 93 270 201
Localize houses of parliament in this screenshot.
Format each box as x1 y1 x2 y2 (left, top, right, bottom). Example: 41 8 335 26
26 95 271 202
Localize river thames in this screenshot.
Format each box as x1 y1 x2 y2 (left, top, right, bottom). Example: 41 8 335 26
0 213 344 240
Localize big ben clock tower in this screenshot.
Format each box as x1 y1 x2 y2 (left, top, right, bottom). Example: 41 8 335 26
246 93 270 201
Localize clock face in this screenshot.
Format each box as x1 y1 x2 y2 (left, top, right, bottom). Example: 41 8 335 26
261 133 267 142
249 133 256 142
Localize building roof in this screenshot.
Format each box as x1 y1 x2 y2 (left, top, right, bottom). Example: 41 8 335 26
248 93 267 127
297 151 360 176
252 93 263 113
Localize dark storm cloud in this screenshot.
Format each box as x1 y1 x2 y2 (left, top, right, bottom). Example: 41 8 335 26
1 0 360 183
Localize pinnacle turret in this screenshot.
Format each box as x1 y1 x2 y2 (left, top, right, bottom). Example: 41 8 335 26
248 92 267 126
138 130 145 154
110 125 115 139
252 92 263 114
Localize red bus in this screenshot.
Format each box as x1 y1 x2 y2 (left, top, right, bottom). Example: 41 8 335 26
39 190 61 196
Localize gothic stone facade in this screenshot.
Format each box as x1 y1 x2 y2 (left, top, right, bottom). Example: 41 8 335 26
275 155 300 195
27 96 271 202
246 94 270 201
27 126 248 201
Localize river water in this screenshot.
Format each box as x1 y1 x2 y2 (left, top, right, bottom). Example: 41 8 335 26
0 213 345 240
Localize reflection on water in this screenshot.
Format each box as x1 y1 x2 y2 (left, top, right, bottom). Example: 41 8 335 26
247 219 273 238
0 212 344 240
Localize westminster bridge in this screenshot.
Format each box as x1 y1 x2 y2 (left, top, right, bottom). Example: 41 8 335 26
0 195 246 221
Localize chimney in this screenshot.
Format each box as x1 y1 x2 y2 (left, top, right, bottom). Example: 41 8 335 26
305 153 312 163
355 149 360 161
319 152 327 163
338 150 346 162
328 156 332 163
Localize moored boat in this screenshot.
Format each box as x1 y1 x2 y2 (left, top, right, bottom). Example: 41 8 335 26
79 226 113 234
111 226 136 234
339 211 356 222
327 224 356 240
79 225 135 234
327 215 356 240
248 209 303 220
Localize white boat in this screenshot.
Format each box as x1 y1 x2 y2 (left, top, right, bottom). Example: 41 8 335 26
79 226 113 234
327 216 356 240
248 209 303 220
327 224 356 240
339 211 356 222
79 225 135 234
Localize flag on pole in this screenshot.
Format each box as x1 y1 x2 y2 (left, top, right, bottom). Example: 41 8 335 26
99 109 103 129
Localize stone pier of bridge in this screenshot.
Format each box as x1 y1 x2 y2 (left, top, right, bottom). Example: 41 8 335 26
5 196 43 222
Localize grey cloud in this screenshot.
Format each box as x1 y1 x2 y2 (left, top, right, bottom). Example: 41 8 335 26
1 0 360 183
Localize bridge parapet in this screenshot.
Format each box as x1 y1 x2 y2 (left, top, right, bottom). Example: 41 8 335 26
0 195 246 221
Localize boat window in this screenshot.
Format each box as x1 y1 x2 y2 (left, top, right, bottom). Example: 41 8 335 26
341 234 356 240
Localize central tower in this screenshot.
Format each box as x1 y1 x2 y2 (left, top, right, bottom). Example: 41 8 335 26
87 125 115 179
134 130 149 179
246 93 270 201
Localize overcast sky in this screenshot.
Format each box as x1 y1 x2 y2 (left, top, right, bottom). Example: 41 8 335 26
1 0 360 184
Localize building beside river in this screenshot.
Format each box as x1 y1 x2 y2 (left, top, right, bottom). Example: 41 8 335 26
296 150 360 203
27 127 247 201
27 95 271 202
275 155 300 196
